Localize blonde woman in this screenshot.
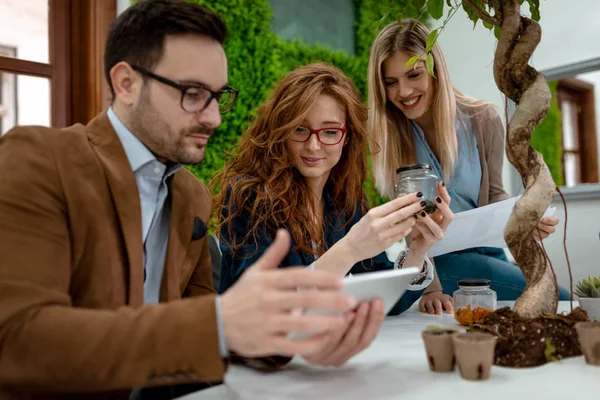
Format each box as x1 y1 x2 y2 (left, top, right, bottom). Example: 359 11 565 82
367 19 568 314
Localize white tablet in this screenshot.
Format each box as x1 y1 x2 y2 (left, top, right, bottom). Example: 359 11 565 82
342 266 420 315
288 267 420 339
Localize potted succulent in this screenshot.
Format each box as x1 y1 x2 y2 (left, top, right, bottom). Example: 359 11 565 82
575 275 600 321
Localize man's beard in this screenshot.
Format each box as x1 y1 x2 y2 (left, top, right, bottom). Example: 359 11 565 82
129 92 213 165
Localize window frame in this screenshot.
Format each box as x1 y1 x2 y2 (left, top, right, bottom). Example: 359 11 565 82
556 77 599 185
0 0 116 129
0 45 18 133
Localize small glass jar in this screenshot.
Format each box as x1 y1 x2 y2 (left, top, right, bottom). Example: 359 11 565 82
393 163 439 214
453 279 497 326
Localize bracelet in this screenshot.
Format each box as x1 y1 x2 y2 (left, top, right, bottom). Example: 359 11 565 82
394 249 430 285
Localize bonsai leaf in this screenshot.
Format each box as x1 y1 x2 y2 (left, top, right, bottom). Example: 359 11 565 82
396 13 403 25
427 0 445 20
544 339 557 362
462 0 480 24
494 25 501 39
526 0 541 21
426 325 444 332
426 52 435 77
404 4 417 19
405 55 421 70
413 0 426 12
425 28 440 52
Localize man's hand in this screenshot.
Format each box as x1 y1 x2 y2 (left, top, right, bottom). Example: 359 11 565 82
302 299 385 367
220 230 358 358
419 291 453 315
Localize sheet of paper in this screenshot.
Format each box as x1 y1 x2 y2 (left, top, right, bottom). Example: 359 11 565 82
427 196 556 258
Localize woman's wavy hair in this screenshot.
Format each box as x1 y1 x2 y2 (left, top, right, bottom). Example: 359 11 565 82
211 62 370 257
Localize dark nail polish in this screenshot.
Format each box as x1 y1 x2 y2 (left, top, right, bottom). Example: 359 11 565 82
416 192 423 198
441 181 445 187
420 211 426 218
436 197 442 204
420 201 427 207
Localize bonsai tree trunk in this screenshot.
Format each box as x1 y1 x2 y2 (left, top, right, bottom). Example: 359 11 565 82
463 0 559 317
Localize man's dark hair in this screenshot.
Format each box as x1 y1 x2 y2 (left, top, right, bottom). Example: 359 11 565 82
104 0 228 99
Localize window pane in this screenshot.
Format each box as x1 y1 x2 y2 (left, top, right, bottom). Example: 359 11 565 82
561 101 580 151
0 0 49 64
0 73 50 135
564 152 581 187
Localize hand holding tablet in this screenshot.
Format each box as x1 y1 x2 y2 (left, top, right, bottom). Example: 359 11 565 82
289 267 420 339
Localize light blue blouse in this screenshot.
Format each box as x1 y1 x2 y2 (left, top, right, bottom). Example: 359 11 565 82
411 111 482 213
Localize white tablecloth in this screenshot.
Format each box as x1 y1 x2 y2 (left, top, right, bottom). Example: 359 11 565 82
179 301 597 400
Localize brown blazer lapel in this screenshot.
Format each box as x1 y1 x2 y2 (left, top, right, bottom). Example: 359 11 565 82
85 111 145 307
161 173 195 300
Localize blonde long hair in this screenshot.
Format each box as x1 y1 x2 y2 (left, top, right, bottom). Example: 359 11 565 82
368 19 489 198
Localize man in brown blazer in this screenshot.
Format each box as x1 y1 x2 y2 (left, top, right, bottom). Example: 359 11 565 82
0 1 371 398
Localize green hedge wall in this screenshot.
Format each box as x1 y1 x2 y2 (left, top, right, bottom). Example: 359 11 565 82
531 81 564 186
162 0 425 206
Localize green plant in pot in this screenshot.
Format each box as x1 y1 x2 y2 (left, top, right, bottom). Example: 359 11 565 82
575 275 600 321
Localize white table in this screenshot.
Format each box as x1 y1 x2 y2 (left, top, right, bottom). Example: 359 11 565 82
180 302 596 400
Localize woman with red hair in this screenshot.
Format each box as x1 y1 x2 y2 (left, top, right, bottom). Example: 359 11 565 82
212 63 452 365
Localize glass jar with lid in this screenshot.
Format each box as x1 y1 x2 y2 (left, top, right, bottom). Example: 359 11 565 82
453 279 497 327
393 163 439 214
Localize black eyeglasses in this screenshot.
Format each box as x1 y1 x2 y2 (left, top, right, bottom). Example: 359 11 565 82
131 65 238 114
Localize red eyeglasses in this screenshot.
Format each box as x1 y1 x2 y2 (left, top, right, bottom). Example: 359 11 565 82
288 126 347 145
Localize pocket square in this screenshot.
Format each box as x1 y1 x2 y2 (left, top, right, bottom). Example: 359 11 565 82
192 216 207 241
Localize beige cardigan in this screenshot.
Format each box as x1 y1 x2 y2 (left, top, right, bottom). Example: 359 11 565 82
424 105 510 293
